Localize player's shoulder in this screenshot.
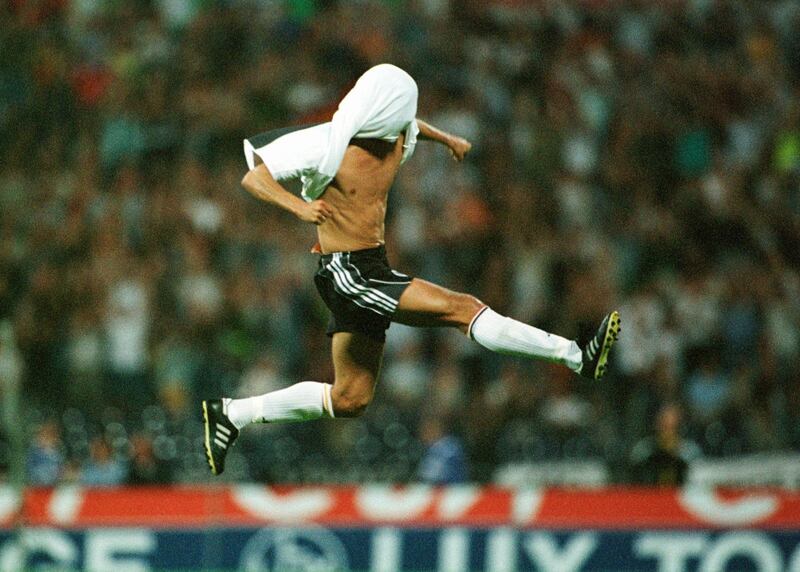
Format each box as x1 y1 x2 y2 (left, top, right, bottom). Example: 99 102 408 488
244 122 332 181
246 122 327 149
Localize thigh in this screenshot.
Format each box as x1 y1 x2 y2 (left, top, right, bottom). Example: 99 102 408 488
330 331 385 408
394 278 484 331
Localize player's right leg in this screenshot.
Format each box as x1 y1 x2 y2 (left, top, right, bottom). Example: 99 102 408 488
327 330 385 416
394 278 620 380
202 331 383 475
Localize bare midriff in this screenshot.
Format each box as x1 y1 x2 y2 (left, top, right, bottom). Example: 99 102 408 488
316 135 404 254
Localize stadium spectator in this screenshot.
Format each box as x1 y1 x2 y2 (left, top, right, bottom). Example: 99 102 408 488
80 437 127 487
629 403 701 486
26 421 65 487
127 433 171 486
417 416 468 485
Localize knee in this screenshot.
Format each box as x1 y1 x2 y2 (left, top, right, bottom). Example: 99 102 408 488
331 384 373 418
448 292 484 327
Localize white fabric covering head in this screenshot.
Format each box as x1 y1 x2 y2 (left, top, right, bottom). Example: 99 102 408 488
302 63 420 200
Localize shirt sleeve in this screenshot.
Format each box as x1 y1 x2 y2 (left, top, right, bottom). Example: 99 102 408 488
243 123 331 182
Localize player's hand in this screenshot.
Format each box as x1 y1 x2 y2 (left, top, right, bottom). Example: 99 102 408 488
448 136 472 161
297 200 333 225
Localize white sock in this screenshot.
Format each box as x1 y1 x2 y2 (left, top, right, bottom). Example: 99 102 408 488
226 381 335 430
469 308 582 371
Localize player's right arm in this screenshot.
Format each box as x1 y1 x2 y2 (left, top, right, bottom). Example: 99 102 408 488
241 164 333 225
242 124 334 224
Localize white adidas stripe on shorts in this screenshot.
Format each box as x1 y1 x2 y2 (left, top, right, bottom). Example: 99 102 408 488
319 252 409 317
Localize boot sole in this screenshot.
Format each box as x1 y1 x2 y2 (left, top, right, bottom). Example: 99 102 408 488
594 311 621 380
202 400 220 475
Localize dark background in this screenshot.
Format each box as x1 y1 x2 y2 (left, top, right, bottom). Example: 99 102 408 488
2 0 798 487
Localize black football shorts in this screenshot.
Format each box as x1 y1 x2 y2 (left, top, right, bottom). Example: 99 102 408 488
314 245 412 342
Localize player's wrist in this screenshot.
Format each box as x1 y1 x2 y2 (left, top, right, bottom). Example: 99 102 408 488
288 198 307 218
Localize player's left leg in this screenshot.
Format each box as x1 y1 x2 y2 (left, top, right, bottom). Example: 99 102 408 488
393 278 620 380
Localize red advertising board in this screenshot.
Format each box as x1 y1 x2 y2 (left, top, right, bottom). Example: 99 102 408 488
3 486 799 529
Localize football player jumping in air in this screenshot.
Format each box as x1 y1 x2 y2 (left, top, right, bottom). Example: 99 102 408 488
202 64 620 475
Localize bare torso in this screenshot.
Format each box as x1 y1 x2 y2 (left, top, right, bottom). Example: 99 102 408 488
316 135 405 254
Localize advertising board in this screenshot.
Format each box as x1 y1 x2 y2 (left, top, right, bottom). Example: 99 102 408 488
1 486 798 571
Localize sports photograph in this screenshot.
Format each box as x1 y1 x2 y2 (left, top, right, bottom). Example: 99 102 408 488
0 0 798 570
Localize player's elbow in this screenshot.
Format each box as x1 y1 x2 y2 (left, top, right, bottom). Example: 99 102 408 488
241 170 256 192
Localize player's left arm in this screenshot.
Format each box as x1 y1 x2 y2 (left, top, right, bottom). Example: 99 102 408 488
416 118 472 161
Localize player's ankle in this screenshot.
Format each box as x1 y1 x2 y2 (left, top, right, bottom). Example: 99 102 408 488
226 397 259 430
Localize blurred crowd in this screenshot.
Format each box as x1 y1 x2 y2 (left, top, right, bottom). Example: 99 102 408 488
1 0 799 487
